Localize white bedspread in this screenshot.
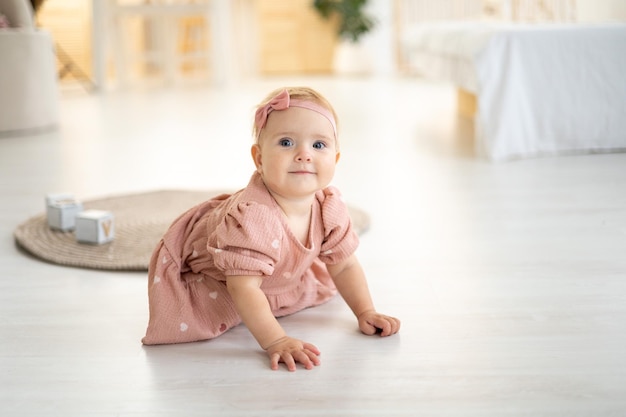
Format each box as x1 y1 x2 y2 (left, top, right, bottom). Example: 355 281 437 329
403 22 626 161
400 21 501 92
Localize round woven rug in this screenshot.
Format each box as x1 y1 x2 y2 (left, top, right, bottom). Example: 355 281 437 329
14 190 370 271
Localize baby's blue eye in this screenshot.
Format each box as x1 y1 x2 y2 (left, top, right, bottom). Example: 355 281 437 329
313 141 326 150
279 138 293 147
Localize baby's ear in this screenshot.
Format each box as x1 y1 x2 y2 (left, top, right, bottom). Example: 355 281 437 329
251 144 262 170
335 152 341 164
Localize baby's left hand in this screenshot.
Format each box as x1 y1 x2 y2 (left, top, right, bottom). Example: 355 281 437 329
357 310 401 337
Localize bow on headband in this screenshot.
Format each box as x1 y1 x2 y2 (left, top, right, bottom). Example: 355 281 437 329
254 89 337 139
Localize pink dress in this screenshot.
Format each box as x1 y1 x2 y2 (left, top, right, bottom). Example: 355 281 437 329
142 172 359 345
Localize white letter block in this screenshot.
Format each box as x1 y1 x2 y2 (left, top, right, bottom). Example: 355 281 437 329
46 197 84 231
46 193 75 207
75 210 115 244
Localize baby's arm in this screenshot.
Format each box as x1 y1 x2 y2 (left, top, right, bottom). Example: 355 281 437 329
226 275 321 371
326 254 401 337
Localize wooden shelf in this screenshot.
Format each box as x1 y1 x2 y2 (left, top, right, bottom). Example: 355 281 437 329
256 0 338 74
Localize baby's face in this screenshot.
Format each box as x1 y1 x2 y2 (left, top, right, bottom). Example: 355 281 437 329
252 107 339 201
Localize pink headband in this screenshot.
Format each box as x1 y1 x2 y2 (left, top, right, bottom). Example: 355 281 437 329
254 89 337 139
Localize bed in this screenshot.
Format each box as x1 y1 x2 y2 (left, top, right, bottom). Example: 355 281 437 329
396 0 626 161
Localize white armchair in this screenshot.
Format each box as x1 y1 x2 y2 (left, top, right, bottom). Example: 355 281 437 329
0 0 59 136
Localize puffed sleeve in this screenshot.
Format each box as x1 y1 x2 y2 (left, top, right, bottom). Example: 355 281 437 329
210 202 284 277
318 187 359 265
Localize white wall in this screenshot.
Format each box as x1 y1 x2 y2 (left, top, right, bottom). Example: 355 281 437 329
576 0 626 22
360 0 396 76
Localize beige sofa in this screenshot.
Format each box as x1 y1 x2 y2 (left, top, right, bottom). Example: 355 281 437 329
0 0 58 136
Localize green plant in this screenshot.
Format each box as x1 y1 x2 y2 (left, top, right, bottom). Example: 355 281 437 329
313 0 375 43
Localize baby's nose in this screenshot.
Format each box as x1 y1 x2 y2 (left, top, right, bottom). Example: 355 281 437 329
296 150 312 162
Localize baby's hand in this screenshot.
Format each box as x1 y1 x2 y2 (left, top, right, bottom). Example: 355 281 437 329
264 336 321 372
357 310 401 337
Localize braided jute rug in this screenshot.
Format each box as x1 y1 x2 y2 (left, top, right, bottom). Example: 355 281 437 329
14 190 370 271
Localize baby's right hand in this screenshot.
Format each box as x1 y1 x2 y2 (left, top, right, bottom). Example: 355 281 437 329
264 336 321 372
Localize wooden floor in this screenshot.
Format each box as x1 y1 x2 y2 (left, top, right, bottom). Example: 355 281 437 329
1 76 625 416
